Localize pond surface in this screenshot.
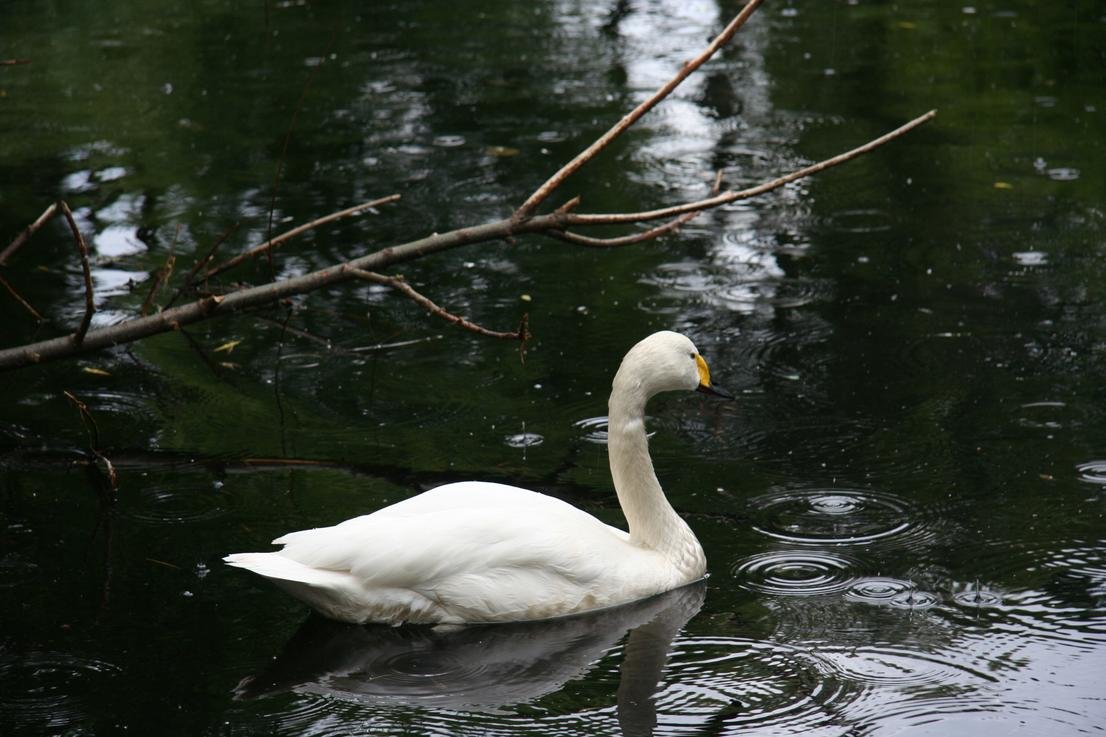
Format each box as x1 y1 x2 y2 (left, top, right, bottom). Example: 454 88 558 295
2 0 1105 734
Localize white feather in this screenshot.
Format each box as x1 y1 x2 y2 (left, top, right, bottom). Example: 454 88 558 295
225 331 715 624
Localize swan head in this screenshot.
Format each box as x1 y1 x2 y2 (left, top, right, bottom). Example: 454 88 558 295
614 331 733 401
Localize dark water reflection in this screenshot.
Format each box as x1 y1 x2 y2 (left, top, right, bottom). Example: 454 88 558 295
235 583 704 736
2 0 1106 735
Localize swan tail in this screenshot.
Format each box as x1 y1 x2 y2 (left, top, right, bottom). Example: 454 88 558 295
224 552 441 624
224 552 351 587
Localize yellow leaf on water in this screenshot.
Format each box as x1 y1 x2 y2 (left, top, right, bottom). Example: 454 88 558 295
896 21 917 29
993 181 1014 190
213 339 242 353
219 362 240 370
82 367 112 377
486 145 520 158
520 294 532 302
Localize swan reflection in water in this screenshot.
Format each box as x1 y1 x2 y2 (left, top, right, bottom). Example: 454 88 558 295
236 580 706 735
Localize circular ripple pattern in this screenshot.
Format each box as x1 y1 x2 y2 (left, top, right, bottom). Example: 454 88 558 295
733 550 859 596
0 651 120 733
952 590 1004 608
503 432 543 449
818 645 993 688
572 416 661 445
845 577 916 604
119 479 233 525
749 488 913 545
572 416 610 445
889 590 941 610
1075 460 1106 485
653 636 858 734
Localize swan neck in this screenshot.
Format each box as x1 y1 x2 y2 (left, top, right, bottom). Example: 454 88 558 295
607 377 702 571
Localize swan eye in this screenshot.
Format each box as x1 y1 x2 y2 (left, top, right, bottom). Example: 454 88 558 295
688 351 696 360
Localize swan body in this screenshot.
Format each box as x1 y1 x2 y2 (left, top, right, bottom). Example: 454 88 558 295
225 331 730 624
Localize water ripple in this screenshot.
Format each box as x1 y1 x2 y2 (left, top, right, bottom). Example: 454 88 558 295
888 589 941 610
819 644 996 688
748 487 915 546
733 550 859 596
656 636 857 734
1075 460 1106 485
845 576 916 604
119 479 233 525
0 651 121 734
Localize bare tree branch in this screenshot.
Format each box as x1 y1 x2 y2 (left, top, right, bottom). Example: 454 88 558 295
0 271 45 321
513 0 764 219
565 110 938 226
1 201 58 266
0 2 937 372
165 221 240 308
349 268 529 342
548 171 726 248
140 253 176 315
59 201 95 345
62 390 118 490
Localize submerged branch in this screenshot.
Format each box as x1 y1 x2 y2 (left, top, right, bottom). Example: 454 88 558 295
204 194 401 281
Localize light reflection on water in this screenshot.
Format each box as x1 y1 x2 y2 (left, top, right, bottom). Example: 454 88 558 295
1 0 1105 735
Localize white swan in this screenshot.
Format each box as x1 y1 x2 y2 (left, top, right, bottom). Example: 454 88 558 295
225 330 731 624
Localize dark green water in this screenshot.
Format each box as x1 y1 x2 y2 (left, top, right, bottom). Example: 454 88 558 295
2 1 1104 734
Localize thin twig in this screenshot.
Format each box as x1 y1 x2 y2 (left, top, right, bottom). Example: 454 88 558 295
62 390 118 490
566 110 938 226
141 251 177 315
58 202 95 345
0 59 31 66
0 272 45 321
204 194 401 281
514 0 764 219
1 201 58 266
63 389 101 447
0 5 935 372
348 268 528 341
549 170 726 247
165 221 240 308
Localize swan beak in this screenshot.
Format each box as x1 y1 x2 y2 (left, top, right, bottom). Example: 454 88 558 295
697 382 734 399
695 354 735 399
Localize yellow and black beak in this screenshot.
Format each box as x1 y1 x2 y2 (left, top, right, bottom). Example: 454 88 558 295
695 354 735 400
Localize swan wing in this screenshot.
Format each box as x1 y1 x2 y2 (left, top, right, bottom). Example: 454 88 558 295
262 482 638 622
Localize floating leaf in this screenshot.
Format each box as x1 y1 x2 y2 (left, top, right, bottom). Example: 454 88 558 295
520 294 532 302
896 21 916 29
213 339 242 353
81 367 112 377
486 145 520 158
219 362 240 370
993 181 1013 190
